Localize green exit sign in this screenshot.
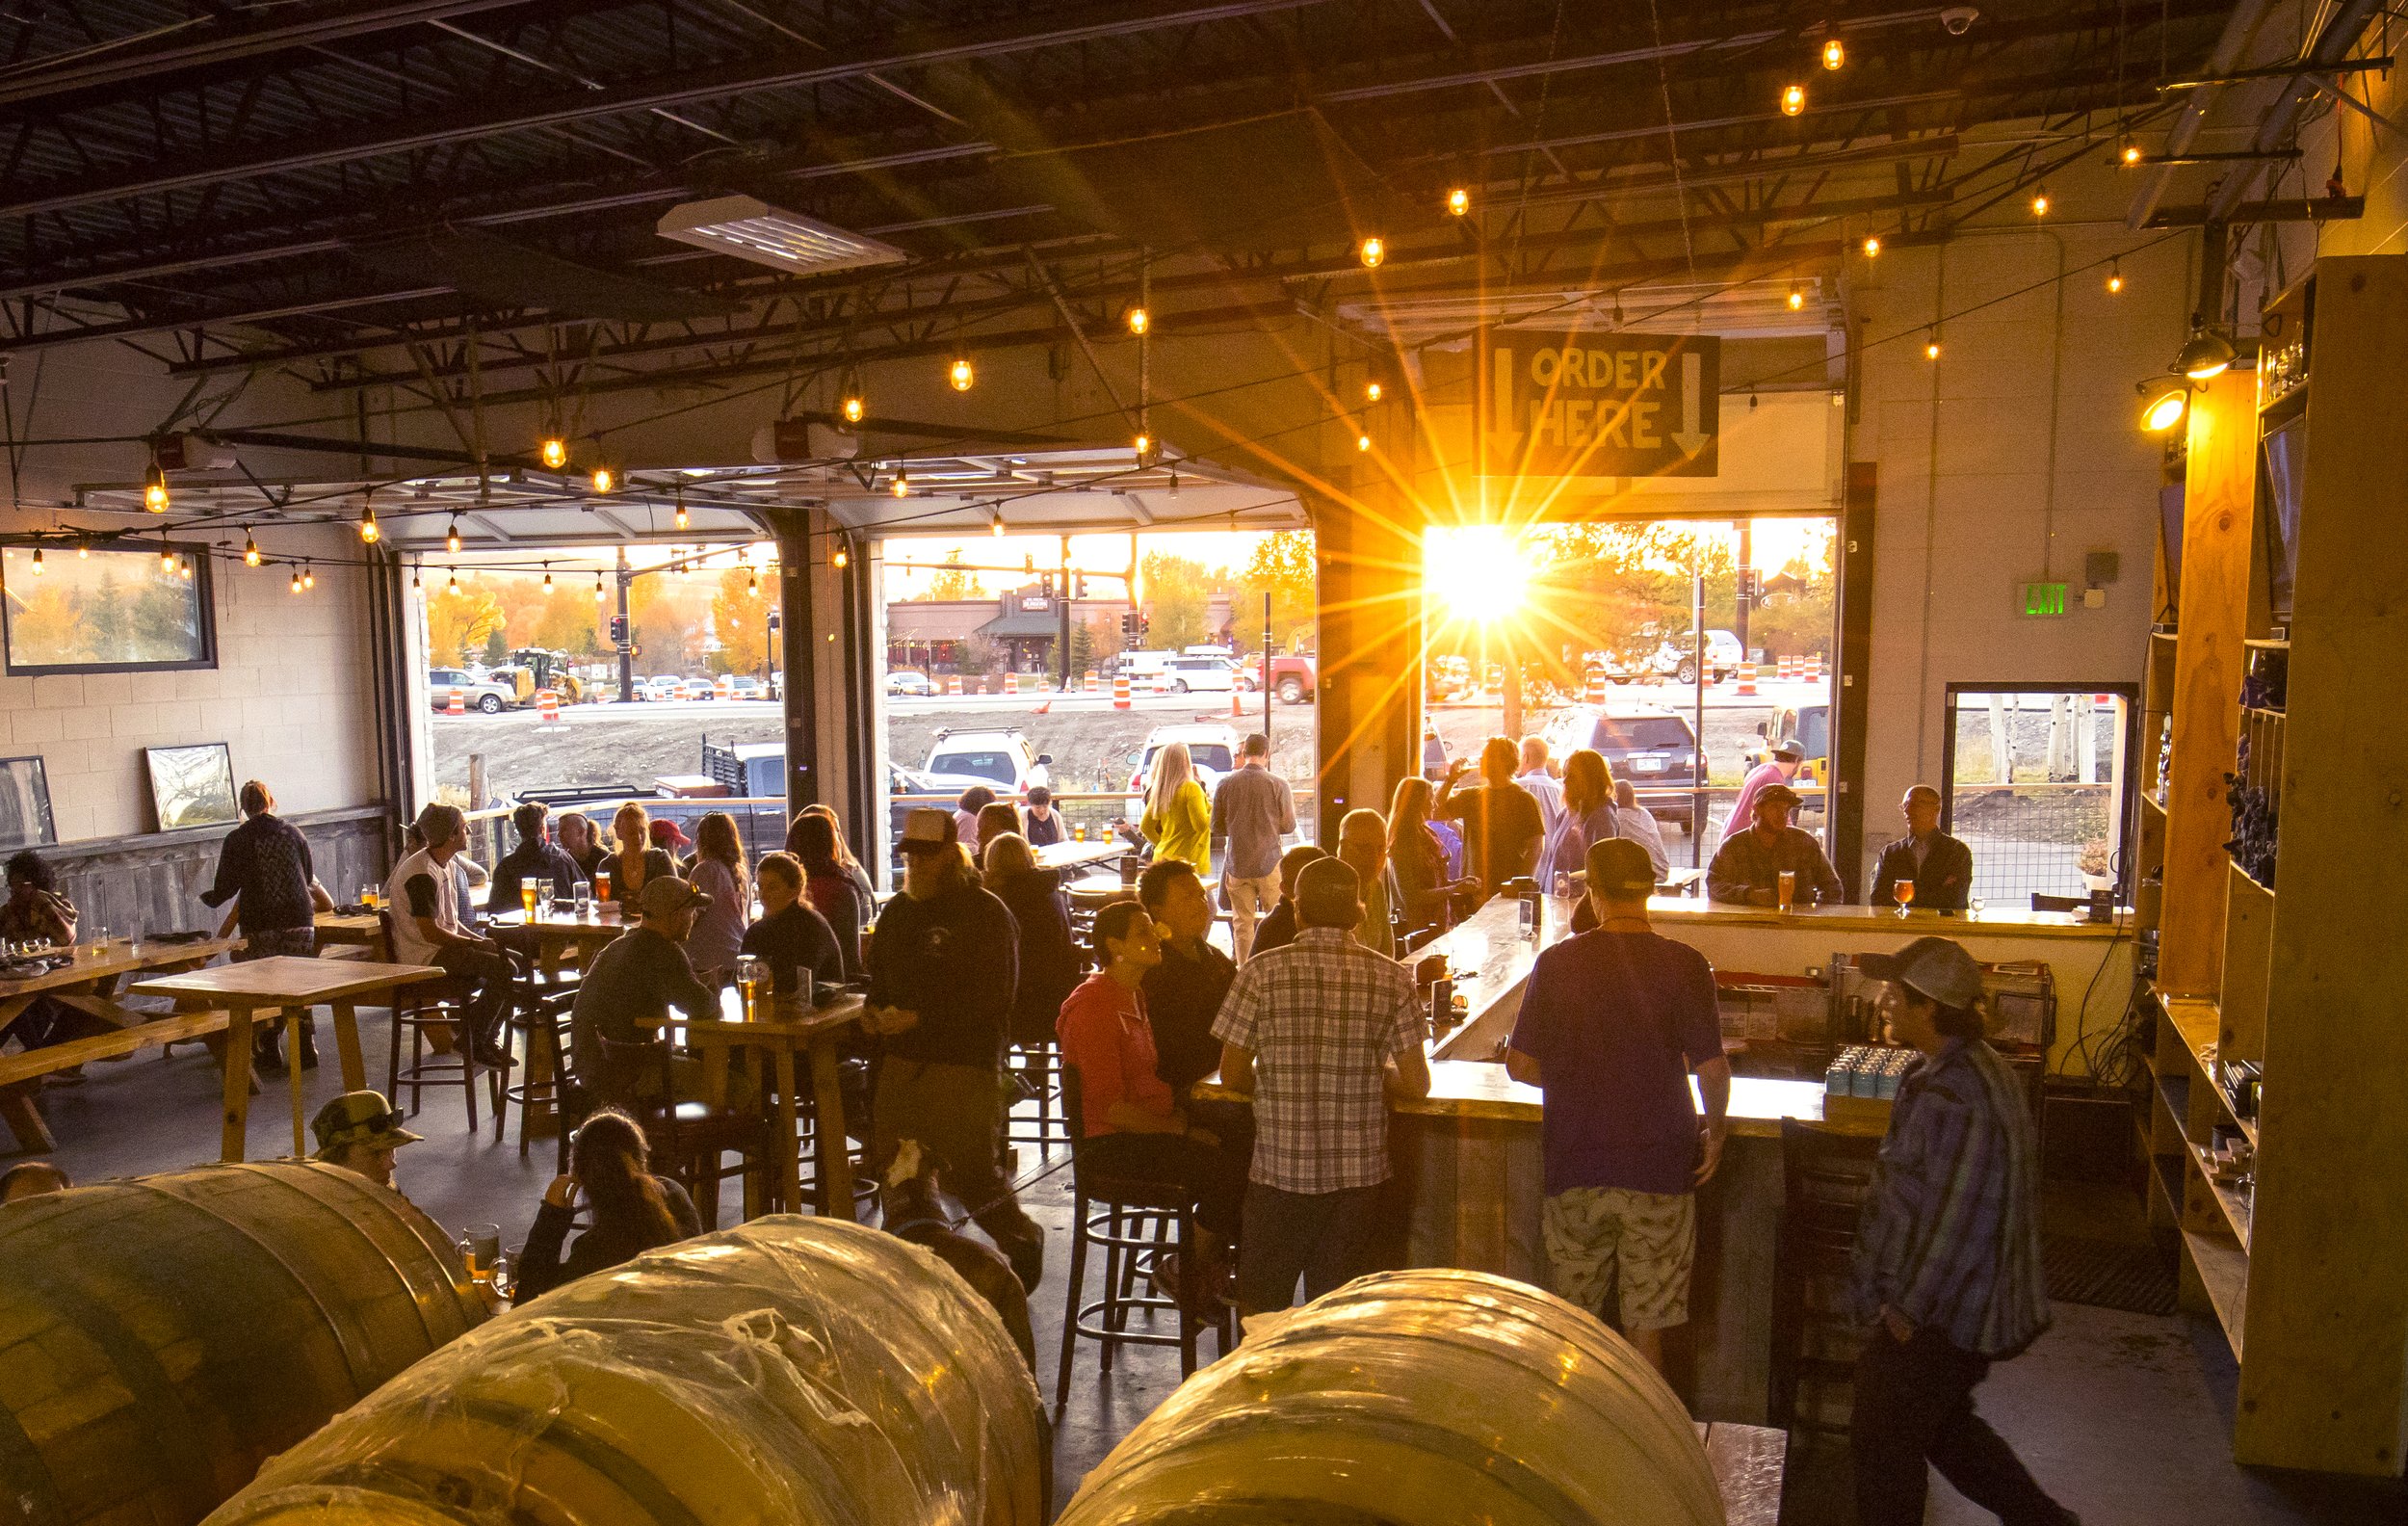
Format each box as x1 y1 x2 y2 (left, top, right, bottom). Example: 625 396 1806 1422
2022 581 2069 617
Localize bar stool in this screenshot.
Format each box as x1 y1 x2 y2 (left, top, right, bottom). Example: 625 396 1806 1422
1006 1039 1072 1157
494 983 579 1161
378 911 484 1128
1770 1118 1883 1435
1053 1065 1234 1415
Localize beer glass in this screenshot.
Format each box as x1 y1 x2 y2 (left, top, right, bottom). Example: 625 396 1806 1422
520 883 538 920
1776 870 1797 913
1894 879 1916 917
458 1223 502 1280
736 955 769 1022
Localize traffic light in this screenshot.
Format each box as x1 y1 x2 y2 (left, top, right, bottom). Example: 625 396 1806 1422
607 615 629 646
766 610 781 635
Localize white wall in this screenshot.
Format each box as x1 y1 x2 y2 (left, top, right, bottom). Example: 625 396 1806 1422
1845 188 2197 881
0 342 385 842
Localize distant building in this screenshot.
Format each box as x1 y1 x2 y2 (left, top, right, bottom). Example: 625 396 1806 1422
886 583 1126 673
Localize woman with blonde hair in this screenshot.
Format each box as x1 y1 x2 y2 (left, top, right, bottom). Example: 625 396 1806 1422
683 810 751 984
1139 741 1211 868
1542 749 1668 884
601 802 678 906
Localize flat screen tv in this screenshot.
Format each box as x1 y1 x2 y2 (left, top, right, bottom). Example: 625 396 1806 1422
2259 415 2306 624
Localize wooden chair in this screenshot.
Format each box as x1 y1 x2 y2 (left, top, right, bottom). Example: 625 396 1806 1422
594 1036 769 1226
1053 1064 1234 1416
377 911 483 1128
495 983 580 1162
1769 1118 1884 1436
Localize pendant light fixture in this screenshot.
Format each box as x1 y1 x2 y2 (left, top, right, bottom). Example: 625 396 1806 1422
244 529 262 566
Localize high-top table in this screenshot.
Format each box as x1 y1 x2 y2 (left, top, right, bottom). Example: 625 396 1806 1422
641 987 867 1221
133 956 442 1161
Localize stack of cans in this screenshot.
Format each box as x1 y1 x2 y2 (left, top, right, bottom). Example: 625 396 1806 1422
1824 1044 1914 1100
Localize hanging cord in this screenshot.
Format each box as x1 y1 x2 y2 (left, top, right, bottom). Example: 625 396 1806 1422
1646 0 1697 281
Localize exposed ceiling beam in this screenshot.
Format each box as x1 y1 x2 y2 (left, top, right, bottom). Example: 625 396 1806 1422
2144 195 2363 225
0 0 1337 221
0 285 455 355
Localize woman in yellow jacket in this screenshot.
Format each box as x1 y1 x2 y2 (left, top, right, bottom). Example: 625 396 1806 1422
1139 741 1213 869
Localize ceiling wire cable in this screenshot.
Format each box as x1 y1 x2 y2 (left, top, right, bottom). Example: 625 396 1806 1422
1644 0 1698 281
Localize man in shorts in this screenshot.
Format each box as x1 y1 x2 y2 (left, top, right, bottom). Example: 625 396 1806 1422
1505 837 1731 1371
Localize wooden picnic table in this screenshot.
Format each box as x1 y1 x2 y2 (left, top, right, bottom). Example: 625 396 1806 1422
0 936 248 1151
641 987 866 1223
312 909 385 953
1033 837 1128 874
132 956 442 1162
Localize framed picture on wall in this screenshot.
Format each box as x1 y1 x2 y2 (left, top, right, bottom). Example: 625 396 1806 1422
144 744 239 831
0 540 216 675
0 757 54 852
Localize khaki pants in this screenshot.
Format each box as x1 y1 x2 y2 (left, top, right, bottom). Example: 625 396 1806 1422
873 1058 1038 1249
1223 872 1280 962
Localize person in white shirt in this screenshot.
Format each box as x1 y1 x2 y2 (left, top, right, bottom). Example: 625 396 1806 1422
386 803 518 1068
1612 779 1672 881
1518 736 1565 838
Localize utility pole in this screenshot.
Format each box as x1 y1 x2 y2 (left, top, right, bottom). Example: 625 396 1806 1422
615 544 635 701
1058 533 1073 693
1261 590 1273 743
1690 569 1708 866
1734 521 1754 660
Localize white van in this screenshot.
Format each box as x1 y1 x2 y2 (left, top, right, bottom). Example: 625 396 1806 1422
1162 654 1238 693
1115 650 1174 691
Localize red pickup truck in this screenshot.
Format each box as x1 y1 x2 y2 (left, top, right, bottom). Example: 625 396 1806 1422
1243 653 1318 704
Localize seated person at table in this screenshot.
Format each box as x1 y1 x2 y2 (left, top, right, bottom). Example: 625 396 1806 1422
0 850 92 1060
791 803 878 906
1136 857 1256 1171
0 1161 70 1203
1058 900 1247 1310
741 853 844 998
1435 737 1547 898
787 814 867 981
1214 857 1431 1317
1506 838 1731 1375
983 833 1078 1062
571 876 755 1110
602 803 678 906
388 805 518 1068
1021 785 1064 848
954 786 997 852
976 801 1023 860
1245 843 1328 958
1871 784 1975 912
513 1108 701 1304
1705 784 1845 908
486 801 582 915
310 1090 422 1193
558 810 606 881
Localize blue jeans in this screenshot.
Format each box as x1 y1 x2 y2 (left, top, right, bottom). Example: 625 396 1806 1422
1235 1180 1385 1315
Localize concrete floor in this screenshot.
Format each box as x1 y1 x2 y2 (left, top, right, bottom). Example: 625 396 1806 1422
17 1006 2408 1523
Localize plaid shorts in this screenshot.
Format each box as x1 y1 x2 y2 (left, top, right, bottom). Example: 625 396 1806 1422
1542 1185 1697 1331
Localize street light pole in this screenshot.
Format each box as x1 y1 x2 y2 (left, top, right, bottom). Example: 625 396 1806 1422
615 544 635 701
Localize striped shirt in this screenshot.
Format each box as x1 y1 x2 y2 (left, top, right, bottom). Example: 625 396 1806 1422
1850 1037 2051 1356
1210 927 1426 1194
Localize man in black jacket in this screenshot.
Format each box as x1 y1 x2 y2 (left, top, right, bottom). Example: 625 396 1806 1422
486 802 584 914
1871 786 1976 912
867 808 1042 1289
203 779 334 1071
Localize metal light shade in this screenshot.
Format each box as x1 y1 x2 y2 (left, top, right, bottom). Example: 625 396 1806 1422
2177 328 2236 381
2141 389 2190 434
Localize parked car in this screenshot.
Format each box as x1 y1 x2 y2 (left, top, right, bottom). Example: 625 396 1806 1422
427 668 516 714
1539 703 1707 822
727 675 766 701
1160 654 1238 694
1245 652 1318 704
1114 650 1174 693
886 670 935 697
1596 628 1745 686
679 677 719 700
641 675 683 702
923 727 1052 794
1125 724 1240 795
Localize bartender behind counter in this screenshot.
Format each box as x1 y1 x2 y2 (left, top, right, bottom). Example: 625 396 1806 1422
1435 737 1547 899
1871 785 1975 912
1706 783 1845 907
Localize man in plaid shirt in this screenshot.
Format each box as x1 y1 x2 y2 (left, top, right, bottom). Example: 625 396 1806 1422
1213 856 1430 1315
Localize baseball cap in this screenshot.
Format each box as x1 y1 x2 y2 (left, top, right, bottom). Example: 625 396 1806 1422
648 819 691 851
897 806 958 855
1770 736 1806 759
638 875 711 920
1294 856 1363 929
1756 782 1803 811
1860 935 1985 1010
1584 837 1658 898
311 1091 423 1158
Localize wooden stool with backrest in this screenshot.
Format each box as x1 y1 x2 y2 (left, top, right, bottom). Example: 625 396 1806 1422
377 909 485 1128
594 1035 770 1227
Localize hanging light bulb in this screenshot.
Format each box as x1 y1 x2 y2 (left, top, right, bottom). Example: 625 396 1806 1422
447 568 459 595
539 436 568 470
1781 83 1807 116
948 356 975 391
1166 468 1180 495
160 540 175 573
593 571 606 601
2030 189 2050 217
1821 37 1845 69
2121 144 2143 166
1862 233 1882 256
1356 433 1372 452
357 499 380 543
291 566 304 594
301 562 314 591
244 529 261 566
1126 306 1149 335
1365 379 1383 403
674 490 689 532
178 555 193 581
412 565 424 594
144 457 169 513
1788 284 1806 311
1924 330 1942 361
589 463 615 493
542 565 554 592
990 510 1005 538
841 392 865 425
446 518 462 555
29 545 41 575
2106 261 2125 295
891 468 909 498
1134 432 1152 457
1359 236 1384 269
746 567 759 597
76 540 87 560
831 539 850 570
1447 187 1470 217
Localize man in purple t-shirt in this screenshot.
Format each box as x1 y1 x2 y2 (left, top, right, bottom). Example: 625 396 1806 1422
1505 836 1732 1372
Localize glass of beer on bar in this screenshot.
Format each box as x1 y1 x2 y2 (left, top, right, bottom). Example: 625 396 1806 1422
520 882 538 920
593 864 612 903
1776 869 1797 913
1893 879 1916 917
736 955 768 1023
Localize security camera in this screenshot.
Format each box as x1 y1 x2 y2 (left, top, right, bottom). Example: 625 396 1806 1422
1941 7 1978 35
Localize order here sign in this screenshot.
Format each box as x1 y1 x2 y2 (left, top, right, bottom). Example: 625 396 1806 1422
1482 330 1720 478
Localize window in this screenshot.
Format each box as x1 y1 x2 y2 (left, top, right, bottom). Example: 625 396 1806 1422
1593 717 1694 750
1940 686 2137 906
935 750 1016 784
1188 746 1236 773
1 542 216 674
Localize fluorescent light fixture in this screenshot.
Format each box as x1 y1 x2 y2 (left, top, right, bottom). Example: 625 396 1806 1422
655 196 908 277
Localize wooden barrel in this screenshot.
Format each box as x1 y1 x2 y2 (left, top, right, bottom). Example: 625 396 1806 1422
1058 1268 1725 1526
0 1161 486 1526
207 1217 1048 1526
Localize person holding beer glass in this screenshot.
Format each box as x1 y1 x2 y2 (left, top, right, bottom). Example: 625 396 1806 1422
1706 783 1845 908
1871 785 1975 913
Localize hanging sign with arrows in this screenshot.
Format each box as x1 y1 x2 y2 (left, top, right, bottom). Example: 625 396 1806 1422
1481 330 1721 478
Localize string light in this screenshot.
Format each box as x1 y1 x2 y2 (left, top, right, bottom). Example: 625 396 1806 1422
2121 144 2143 166
76 541 87 560
2030 189 2050 217
1134 433 1152 456
357 497 380 544
178 555 192 581
831 539 850 570
989 509 1005 537
28 545 40 576
2107 260 2125 295
1126 306 1149 335
542 565 554 592
589 464 615 493
593 571 606 601
1924 329 1942 361
159 540 175 573
291 566 304 594
446 568 459 595
446 518 462 555
1359 236 1384 269
301 563 314 591
1862 234 1881 256
144 456 169 513
1821 38 1845 69
1788 284 1805 311
1447 187 1469 216
1365 380 1383 403
539 436 568 470
841 393 865 425
1781 83 1806 116
746 567 759 596
412 565 423 595
948 356 975 391
244 529 261 566
892 468 909 498
674 490 689 532
1356 432 1372 452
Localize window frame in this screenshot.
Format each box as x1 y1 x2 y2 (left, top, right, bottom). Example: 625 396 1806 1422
0 539 220 676
1936 681 2142 898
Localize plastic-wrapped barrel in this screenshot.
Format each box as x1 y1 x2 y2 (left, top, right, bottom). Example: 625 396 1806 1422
0 1161 486 1526
206 1216 1048 1526
1058 1268 1726 1526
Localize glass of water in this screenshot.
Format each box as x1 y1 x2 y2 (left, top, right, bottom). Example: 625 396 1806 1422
574 881 593 919
1969 896 1986 919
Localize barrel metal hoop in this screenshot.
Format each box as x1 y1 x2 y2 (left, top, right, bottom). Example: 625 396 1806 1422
219 1161 482 1349
0 1370 69 1526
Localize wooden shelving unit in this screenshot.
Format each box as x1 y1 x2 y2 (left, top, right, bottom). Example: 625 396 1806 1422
2142 256 2408 1477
